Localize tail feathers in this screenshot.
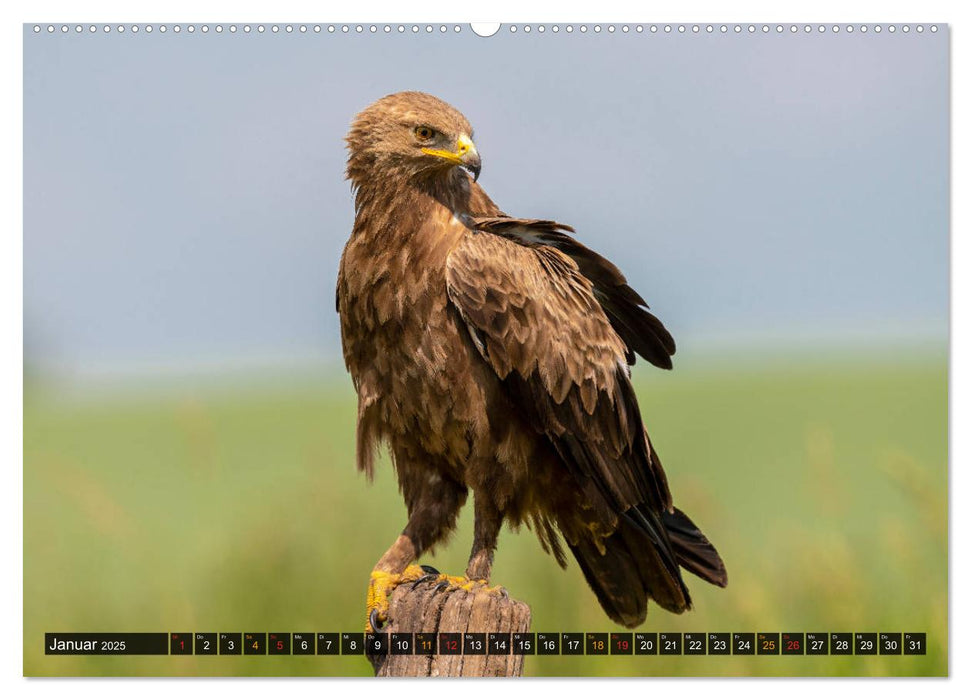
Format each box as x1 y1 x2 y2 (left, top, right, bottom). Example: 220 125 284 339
569 507 690 629
569 506 727 628
569 537 648 628
662 507 728 587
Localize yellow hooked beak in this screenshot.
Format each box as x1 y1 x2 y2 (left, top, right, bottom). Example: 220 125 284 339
422 134 481 181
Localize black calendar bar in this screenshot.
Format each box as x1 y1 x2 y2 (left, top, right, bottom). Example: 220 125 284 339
45 633 168 655
43 631 929 655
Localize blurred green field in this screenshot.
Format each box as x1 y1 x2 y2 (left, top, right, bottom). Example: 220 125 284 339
24 351 947 677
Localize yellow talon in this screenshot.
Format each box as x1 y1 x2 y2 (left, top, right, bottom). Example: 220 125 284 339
438 574 478 591
366 565 425 632
427 574 508 597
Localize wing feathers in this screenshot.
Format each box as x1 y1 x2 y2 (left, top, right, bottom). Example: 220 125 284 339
470 217 676 369
446 228 673 517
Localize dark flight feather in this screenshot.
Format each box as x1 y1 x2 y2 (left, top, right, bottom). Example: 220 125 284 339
663 507 729 587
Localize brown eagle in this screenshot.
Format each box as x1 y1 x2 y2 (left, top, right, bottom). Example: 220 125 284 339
338 91 726 631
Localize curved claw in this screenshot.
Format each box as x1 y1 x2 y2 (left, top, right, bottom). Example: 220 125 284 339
369 607 386 632
420 564 440 575
434 580 451 593
410 573 439 590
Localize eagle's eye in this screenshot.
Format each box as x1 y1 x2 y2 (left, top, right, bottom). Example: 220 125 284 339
414 125 436 141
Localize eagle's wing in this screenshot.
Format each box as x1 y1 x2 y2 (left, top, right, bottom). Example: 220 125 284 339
468 185 675 369
468 217 676 369
445 219 691 614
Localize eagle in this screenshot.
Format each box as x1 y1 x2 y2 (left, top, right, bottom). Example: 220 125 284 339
337 91 726 631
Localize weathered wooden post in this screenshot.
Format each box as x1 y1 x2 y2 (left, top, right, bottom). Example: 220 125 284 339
367 579 531 677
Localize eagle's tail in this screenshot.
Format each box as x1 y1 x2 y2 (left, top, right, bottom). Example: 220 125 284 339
663 507 728 588
568 506 726 628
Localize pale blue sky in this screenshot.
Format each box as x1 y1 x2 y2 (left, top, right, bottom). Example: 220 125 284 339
23 26 948 378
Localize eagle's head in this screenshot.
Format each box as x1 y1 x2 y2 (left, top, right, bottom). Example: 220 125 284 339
345 91 481 188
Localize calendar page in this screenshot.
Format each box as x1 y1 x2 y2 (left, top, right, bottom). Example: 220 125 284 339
23 20 948 678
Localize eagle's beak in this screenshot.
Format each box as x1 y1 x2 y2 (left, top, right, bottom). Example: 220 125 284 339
457 135 481 182
422 134 481 182
463 154 482 182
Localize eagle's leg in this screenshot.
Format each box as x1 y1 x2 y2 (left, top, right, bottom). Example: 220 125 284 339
366 475 468 632
366 534 427 631
405 493 507 598
461 493 508 598
466 493 500 581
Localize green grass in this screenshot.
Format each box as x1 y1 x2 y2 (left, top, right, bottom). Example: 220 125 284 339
23 353 947 676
